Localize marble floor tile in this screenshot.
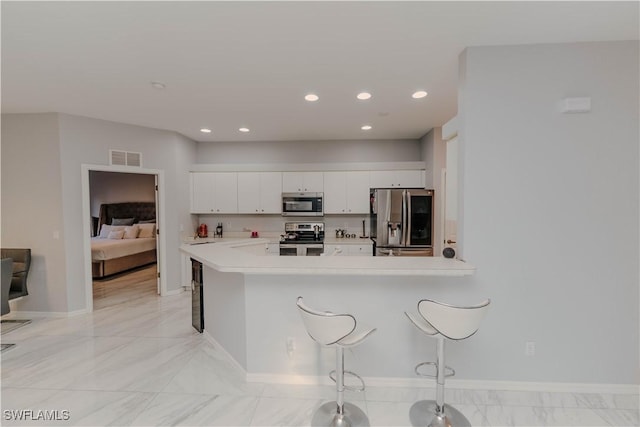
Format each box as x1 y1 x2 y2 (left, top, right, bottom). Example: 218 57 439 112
249 397 331 427
600 393 640 410
2 285 637 427
260 383 337 400
592 408 640 426
365 385 435 403
1 387 155 426
1 335 137 389
66 336 201 392
366 400 414 427
162 340 265 397
484 405 613 426
130 392 259 426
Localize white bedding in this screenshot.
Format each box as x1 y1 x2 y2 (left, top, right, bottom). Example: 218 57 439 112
91 237 156 261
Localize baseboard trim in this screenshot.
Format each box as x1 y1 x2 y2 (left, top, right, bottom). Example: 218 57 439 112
5 308 88 318
245 373 639 395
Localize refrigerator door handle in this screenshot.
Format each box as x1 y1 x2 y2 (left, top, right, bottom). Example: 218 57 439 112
406 190 412 246
401 190 407 246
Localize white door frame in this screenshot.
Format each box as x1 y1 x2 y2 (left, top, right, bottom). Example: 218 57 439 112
81 164 167 313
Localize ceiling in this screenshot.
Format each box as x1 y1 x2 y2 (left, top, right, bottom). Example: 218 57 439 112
2 1 637 143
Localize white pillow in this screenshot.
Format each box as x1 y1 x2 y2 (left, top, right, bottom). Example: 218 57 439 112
108 230 125 239
138 223 156 238
99 224 126 238
98 224 112 238
123 225 139 239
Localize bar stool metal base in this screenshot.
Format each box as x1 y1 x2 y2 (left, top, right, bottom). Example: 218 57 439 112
409 400 471 427
311 401 370 427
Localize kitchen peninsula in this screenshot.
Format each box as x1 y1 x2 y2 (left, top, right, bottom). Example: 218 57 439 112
180 239 475 384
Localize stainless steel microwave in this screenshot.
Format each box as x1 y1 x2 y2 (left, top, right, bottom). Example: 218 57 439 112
282 192 323 216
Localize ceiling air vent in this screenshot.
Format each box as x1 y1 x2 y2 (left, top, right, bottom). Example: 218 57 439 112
109 150 142 167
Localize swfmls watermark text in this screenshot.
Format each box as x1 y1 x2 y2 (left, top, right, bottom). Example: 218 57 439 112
4 410 71 422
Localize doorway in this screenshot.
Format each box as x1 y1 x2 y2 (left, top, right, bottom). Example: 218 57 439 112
81 165 167 313
89 171 157 309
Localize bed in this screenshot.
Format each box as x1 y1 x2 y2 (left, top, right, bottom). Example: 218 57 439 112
91 202 157 278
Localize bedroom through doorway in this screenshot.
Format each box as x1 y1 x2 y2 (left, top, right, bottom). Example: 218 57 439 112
88 170 159 310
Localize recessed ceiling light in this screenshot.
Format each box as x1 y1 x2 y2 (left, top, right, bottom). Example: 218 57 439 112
412 90 428 99
361 125 372 131
200 128 211 133
239 127 250 133
305 94 319 102
151 81 166 90
357 92 372 100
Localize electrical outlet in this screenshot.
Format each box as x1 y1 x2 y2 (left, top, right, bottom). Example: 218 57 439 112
525 341 536 357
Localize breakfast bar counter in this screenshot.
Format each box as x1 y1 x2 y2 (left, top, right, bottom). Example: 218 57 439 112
181 238 474 276
180 239 477 384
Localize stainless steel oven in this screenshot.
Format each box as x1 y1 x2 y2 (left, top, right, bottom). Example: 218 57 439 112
279 222 324 256
282 192 323 216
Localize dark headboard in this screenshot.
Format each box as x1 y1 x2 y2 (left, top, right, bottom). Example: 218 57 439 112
97 202 156 229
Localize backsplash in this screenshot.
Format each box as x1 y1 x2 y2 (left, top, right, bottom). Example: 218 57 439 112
194 214 370 237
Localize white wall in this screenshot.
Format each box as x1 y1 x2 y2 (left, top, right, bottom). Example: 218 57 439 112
1 114 70 312
89 171 156 218
57 114 197 310
457 41 639 384
197 139 422 164
421 127 446 255
2 113 197 313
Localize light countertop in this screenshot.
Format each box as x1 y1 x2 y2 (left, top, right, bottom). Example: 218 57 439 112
180 239 473 277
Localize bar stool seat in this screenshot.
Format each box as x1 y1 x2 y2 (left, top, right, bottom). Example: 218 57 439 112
406 299 490 427
297 297 376 427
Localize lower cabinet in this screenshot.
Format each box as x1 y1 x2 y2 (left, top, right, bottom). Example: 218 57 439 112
324 243 373 256
265 243 280 256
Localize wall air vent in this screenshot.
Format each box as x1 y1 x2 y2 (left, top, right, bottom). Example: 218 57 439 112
109 150 142 167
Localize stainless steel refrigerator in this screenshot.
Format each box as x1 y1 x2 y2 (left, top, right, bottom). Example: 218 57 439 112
370 188 434 256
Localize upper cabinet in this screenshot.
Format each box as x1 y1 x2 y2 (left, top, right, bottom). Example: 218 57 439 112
369 170 424 188
190 167 426 216
237 172 282 214
324 171 370 214
282 172 324 193
191 172 238 214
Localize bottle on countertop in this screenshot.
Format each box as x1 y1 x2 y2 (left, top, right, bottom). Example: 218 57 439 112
215 222 223 238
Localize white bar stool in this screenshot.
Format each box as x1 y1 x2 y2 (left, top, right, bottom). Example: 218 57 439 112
297 296 377 427
405 299 490 427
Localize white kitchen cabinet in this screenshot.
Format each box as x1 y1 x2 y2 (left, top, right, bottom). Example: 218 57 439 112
190 172 238 214
237 172 282 214
323 242 373 256
282 171 323 192
265 243 280 256
323 171 370 214
346 244 373 256
369 170 424 188
323 244 346 256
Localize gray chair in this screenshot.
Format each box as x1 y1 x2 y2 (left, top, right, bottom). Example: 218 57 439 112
1 258 13 316
0 248 31 300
